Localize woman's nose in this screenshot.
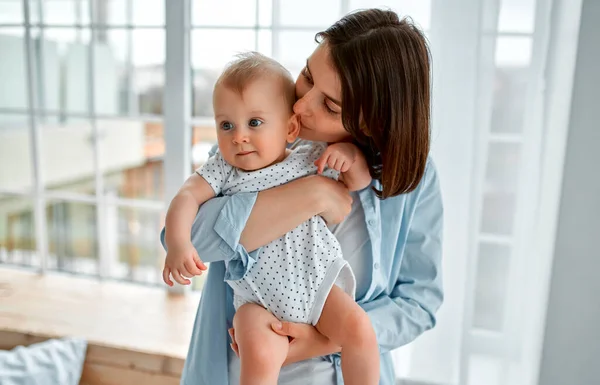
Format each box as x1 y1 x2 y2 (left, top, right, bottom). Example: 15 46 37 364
293 93 312 117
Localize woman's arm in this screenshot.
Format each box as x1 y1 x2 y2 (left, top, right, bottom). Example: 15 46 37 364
270 160 443 360
240 175 352 251
360 160 444 353
160 175 353 263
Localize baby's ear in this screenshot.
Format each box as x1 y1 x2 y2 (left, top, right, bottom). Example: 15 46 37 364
286 114 301 143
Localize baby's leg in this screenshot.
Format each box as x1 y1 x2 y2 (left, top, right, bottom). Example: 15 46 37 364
233 303 289 385
316 285 380 385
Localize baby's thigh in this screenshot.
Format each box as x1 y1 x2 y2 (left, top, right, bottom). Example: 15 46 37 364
316 285 375 346
233 303 289 364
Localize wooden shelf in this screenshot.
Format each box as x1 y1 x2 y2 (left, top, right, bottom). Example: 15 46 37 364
0 267 201 385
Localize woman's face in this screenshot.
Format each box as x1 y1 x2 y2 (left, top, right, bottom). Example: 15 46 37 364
294 43 353 143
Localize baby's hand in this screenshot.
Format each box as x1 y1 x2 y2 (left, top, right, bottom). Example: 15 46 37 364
162 242 207 286
314 142 360 174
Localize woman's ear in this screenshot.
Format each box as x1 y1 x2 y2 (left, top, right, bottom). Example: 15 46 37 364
286 114 301 143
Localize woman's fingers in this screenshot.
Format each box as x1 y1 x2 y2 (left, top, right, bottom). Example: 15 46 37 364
271 321 309 339
228 328 239 357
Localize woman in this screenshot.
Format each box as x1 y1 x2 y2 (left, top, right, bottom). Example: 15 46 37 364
163 8 443 385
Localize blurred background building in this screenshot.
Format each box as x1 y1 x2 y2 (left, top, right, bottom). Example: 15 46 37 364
0 0 596 384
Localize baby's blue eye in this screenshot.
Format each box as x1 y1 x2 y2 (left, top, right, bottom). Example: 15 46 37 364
248 119 263 128
221 121 234 131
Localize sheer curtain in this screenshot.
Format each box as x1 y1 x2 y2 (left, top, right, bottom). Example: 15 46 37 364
394 0 583 384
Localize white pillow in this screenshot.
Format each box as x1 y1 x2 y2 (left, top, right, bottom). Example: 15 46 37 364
0 337 87 385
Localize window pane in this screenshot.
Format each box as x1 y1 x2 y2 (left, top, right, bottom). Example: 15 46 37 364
472 243 510 331
0 1 23 24
193 0 257 27
104 0 127 25
47 200 99 276
35 28 126 116
0 114 33 191
349 0 432 30
131 29 164 115
44 0 91 25
108 206 165 285
468 354 503 385
0 29 27 110
102 119 165 201
258 0 272 27
87 29 164 116
257 30 272 57
102 0 165 26
131 0 164 26
192 123 217 170
495 37 532 67
43 118 95 195
498 0 537 33
480 193 517 236
279 0 341 28
276 31 319 72
0 195 37 267
491 67 530 133
191 29 256 116
484 143 521 193
480 143 520 235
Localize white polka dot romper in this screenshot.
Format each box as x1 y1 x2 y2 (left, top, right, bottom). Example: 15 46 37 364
197 140 356 325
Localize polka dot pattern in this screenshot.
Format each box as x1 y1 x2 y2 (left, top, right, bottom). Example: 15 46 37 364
197 141 354 323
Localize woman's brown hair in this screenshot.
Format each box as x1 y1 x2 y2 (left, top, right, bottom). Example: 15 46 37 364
316 9 431 199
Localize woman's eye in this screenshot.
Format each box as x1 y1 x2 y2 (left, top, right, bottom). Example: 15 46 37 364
221 121 234 130
248 119 263 127
301 68 313 85
324 101 339 115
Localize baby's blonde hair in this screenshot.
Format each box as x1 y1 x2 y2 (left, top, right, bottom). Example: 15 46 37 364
215 52 296 110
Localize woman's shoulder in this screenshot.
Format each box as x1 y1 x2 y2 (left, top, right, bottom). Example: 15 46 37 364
377 156 441 206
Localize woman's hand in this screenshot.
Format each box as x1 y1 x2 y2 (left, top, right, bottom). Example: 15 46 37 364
228 321 341 366
309 175 353 225
271 321 341 366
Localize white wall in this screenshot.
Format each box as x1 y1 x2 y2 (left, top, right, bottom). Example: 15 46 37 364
538 0 600 384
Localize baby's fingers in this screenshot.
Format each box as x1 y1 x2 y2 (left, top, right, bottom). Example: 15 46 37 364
314 153 330 174
162 267 173 287
172 269 191 285
194 254 207 270
184 259 203 276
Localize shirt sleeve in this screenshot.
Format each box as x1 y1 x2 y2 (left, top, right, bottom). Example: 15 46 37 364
196 150 233 196
360 160 444 353
160 146 260 265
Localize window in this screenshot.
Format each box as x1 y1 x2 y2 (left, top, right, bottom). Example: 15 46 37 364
0 1 574 384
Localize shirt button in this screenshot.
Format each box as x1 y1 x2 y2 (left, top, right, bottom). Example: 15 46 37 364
373 263 380 270
367 219 375 227
336 359 341 367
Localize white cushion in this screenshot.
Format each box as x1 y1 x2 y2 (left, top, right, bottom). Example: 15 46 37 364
0 337 87 385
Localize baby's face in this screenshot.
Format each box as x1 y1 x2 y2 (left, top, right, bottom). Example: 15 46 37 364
213 78 295 171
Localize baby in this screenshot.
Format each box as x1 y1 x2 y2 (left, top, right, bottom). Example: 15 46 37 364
163 52 379 385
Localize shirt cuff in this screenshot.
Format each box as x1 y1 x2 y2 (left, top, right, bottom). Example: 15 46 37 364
213 192 260 281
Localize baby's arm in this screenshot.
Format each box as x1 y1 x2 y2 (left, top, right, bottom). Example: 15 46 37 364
163 174 215 286
315 142 372 191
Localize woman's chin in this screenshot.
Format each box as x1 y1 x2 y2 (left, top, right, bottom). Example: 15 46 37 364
298 127 318 141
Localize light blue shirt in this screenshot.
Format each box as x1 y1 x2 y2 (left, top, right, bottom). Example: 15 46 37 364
160 157 444 385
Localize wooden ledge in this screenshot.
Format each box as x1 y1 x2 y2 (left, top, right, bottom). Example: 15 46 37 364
0 268 201 385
